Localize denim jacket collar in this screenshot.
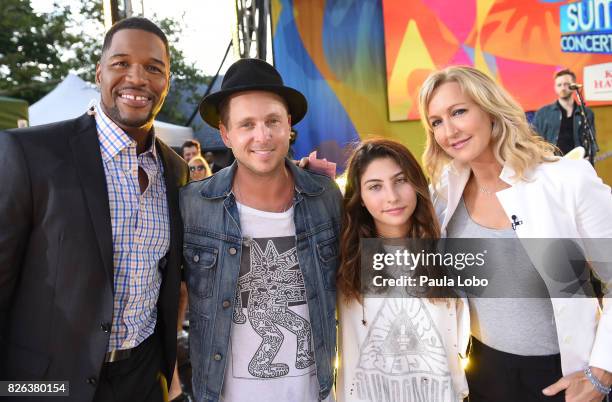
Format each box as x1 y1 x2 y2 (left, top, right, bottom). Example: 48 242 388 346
199 158 325 199
554 100 582 117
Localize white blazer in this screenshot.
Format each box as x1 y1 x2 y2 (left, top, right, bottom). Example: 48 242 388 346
432 157 612 376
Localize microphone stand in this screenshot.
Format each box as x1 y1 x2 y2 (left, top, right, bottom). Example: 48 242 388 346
573 87 596 166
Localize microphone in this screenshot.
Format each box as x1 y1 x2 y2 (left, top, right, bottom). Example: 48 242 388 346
569 83 583 90
511 215 523 230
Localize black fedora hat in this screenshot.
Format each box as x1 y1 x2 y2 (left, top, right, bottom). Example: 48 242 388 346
199 58 308 129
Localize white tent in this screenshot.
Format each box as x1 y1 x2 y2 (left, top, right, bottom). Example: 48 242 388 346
29 74 194 147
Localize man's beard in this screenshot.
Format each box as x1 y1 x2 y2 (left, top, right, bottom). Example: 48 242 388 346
106 103 156 129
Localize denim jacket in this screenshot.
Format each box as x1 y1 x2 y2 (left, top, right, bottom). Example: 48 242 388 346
532 101 598 153
180 159 342 402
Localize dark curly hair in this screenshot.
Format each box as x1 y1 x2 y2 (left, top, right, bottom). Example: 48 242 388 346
337 138 443 303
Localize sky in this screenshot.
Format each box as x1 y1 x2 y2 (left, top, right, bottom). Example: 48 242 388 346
31 0 239 76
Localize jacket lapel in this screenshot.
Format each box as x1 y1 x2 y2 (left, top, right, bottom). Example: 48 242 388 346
156 139 187 281
69 113 114 286
440 163 470 235
157 139 182 254
155 139 187 375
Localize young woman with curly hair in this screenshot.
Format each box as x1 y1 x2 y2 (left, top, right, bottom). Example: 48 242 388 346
336 138 469 402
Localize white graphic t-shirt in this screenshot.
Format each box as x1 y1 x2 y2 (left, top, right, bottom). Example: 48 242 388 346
337 297 466 402
221 202 332 402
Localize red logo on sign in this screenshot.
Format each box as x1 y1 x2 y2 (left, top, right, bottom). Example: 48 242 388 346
594 79 612 89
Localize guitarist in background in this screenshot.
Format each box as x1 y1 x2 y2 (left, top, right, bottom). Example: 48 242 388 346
532 69 598 156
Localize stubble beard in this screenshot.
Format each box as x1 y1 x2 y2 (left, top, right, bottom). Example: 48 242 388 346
106 103 156 129
559 92 573 102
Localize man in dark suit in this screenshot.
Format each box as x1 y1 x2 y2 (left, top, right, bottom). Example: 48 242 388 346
0 17 188 402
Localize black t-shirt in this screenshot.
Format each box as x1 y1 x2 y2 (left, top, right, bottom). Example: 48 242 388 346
557 101 575 155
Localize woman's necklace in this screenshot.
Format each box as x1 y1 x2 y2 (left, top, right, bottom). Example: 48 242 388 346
473 177 503 196
471 167 505 196
477 185 496 195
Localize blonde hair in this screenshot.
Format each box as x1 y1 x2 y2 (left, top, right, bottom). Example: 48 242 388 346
418 66 557 185
188 155 212 179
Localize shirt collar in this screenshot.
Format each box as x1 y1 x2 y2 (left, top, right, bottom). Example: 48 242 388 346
555 100 579 116
93 102 159 162
448 159 533 186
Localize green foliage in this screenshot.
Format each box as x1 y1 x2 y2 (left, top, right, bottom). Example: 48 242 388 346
65 0 104 83
154 15 210 125
0 0 77 102
0 0 210 125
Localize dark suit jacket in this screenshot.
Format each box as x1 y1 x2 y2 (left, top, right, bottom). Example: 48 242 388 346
0 113 189 401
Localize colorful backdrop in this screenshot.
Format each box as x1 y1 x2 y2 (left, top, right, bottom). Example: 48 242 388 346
383 0 612 121
271 0 612 183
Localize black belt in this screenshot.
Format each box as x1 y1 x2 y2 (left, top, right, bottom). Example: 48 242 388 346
104 348 134 363
104 334 155 363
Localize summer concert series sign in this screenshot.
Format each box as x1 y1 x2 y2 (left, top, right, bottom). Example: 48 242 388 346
560 0 612 54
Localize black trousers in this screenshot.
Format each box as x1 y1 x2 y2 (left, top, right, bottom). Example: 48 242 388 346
93 332 166 402
466 337 564 402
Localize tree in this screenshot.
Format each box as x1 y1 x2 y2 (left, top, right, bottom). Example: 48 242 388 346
154 16 211 125
0 0 78 102
65 0 105 84
0 0 211 125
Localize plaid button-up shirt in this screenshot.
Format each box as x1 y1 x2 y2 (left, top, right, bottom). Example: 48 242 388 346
94 104 170 351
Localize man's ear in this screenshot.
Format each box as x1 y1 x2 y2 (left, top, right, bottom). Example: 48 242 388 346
219 123 232 148
95 62 102 86
165 73 172 93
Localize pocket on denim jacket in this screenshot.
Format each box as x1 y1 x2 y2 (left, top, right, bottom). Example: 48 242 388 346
184 244 218 298
316 236 339 291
